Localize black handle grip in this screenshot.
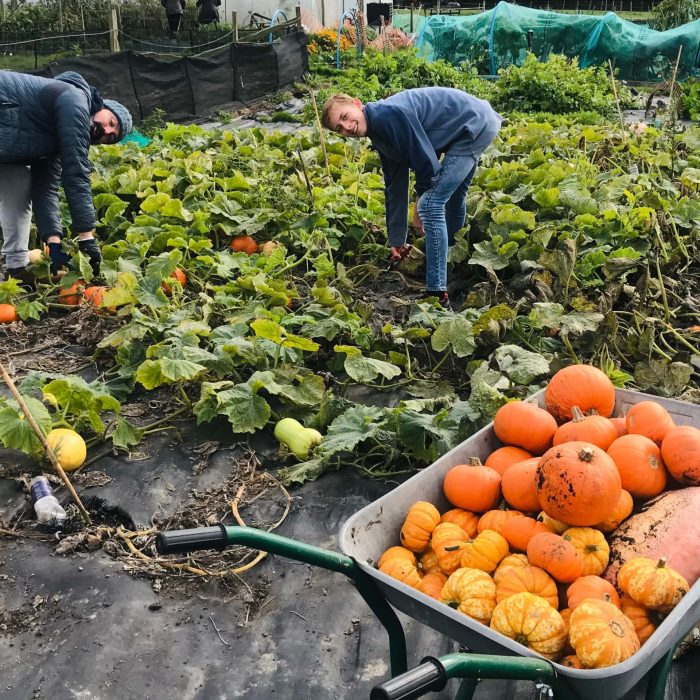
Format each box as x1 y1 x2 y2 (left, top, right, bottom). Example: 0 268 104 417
156 525 227 554
370 657 446 700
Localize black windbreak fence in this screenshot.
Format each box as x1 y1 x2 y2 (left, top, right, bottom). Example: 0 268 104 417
33 31 308 123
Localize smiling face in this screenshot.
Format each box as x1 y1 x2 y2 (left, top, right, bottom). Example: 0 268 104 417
90 108 120 145
324 97 368 138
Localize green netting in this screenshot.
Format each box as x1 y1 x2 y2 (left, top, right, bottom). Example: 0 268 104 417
413 1 700 82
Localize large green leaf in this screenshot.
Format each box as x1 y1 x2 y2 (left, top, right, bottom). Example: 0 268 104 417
136 358 207 389
0 397 52 456
431 317 476 357
493 345 550 385
319 405 386 455
215 384 271 433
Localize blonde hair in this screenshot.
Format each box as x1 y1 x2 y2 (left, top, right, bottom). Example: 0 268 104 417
321 93 357 129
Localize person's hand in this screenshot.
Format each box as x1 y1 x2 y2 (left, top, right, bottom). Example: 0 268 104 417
390 244 412 262
412 206 424 235
78 237 102 276
47 242 71 275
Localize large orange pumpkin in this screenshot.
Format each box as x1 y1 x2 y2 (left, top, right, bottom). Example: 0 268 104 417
493 401 558 454
501 458 541 512
567 575 620 610
485 446 533 476
161 268 187 296
607 434 667 498
501 514 551 552
553 406 617 451
495 565 559 609
527 532 583 583
625 401 675 447
58 279 87 305
545 365 616 423
443 458 502 513
661 425 700 486
536 442 621 526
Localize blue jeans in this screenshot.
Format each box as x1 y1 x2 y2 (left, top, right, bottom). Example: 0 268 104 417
417 153 478 292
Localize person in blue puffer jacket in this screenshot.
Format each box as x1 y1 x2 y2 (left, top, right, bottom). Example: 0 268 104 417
0 70 133 284
322 87 501 308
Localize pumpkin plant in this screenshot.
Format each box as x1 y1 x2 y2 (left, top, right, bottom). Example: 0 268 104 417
562 527 610 577
545 365 616 423
607 434 667 498
443 458 502 513
493 400 557 454
399 501 441 553
441 568 497 624
617 557 689 611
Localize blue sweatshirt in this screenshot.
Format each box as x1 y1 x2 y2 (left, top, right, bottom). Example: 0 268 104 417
364 87 502 247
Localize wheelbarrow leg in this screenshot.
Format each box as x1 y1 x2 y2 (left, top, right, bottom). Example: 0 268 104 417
454 677 479 700
644 647 675 700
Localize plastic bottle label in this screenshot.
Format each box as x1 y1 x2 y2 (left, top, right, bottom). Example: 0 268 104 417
30 479 52 502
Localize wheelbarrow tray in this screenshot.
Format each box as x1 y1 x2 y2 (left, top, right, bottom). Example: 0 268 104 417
339 389 700 700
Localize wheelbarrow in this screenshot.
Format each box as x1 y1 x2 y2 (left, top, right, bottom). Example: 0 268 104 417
157 388 700 699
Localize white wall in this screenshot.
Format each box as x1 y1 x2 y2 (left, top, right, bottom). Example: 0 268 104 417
224 0 356 30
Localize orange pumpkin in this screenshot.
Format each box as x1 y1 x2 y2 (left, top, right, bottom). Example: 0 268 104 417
161 268 187 296
417 547 443 575
442 568 497 624
493 553 530 585
536 442 621 526
553 406 617 451
595 489 633 533
569 599 640 668
610 416 627 438
399 501 440 553
567 576 620 610
501 458 541 512
495 565 559 609
379 558 422 588
607 434 667 498
545 365 616 423
431 522 470 575
620 598 665 645
661 425 700 486
490 592 567 659
416 571 447 600
501 514 551 552
562 527 610 577
560 655 584 669
443 458 502 513
0 303 18 324
477 507 522 535
485 446 533 476
617 557 689 612
377 546 416 570
537 512 569 534
626 401 675 447
440 508 479 538
460 529 510 573
493 401 558 454
527 532 583 583
229 235 258 254
58 279 87 305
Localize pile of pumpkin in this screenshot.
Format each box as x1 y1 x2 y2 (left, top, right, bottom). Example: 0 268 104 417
377 364 700 669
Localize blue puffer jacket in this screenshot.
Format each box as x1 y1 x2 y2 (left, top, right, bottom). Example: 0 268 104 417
0 70 102 239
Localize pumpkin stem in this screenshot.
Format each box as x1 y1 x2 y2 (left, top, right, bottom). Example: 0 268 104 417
571 406 586 422
657 557 667 569
585 544 600 553
444 544 462 552
447 601 459 610
588 409 600 416
578 447 595 462
648 455 659 470
468 457 484 467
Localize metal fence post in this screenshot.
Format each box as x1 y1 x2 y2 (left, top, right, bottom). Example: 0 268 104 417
108 5 120 52
232 11 238 41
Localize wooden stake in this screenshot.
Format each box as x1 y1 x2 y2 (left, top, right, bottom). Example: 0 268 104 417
311 91 332 182
667 44 684 126
0 361 91 524
607 59 626 133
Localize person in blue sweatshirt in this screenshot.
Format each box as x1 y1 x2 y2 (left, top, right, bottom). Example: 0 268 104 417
322 87 501 306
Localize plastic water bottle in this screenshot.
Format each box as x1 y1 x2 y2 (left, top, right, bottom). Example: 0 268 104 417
30 476 67 526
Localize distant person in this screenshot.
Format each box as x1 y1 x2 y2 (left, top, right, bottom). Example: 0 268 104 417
162 0 186 36
196 0 221 25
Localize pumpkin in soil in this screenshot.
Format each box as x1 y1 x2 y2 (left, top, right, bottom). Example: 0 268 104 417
493 553 530 585
0 303 18 324
501 458 541 512
661 425 700 486
431 522 471 575
625 401 675 447
460 529 509 573
545 365 616 423
490 592 567 659
501 514 551 552
443 458 502 513
620 598 666 645
229 235 258 254
377 546 416 570
536 441 621 526
45 428 87 471
569 599 640 668
440 508 479 538
553 406 618 451
610 416 627 438
493 401 557 454
607 435 667 498
617 557 689 611
495 565 559 609
527 532 583 583
379 558 422 588
537 512 569 535
161 268 187 296
567 576 620 610
416 571 447 600
485 446 533 476
561 655 584 669
58 279 87 305
595 489 633 533
418 547 443 575
477 507 522 535
562 527 609 577
441 568 497 624
399 501 440 553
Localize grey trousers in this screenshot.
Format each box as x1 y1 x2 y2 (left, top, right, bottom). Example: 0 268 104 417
0 163 32 269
